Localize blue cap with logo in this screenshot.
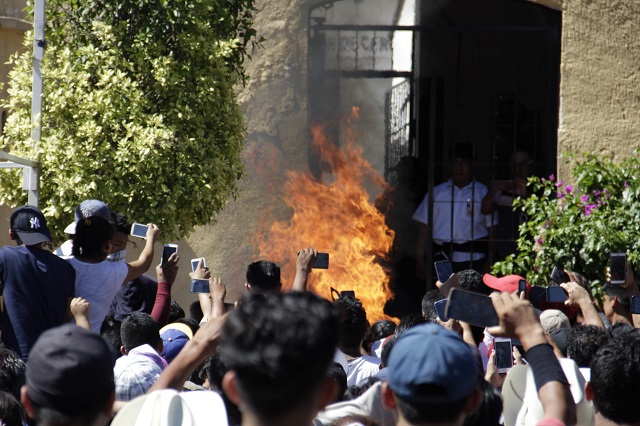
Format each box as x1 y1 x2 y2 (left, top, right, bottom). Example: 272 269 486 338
388 323 479 404
10 205 52 246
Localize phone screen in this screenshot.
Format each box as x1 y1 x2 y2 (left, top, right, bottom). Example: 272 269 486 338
189 279 210 294
445 288 499 327
162 244 178 265
546 286 568 303
518 280 527 298
434 299 448 322
631 296 640 315
130 223 148 238
494 339 513 372
313 253 329 269
191 258 206 272
550 266 569 285
434 260 453 283
610 253 626 284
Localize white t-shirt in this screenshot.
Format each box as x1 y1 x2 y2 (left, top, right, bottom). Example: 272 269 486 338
68 257 128 332
413 179 498 262
345 355 381 387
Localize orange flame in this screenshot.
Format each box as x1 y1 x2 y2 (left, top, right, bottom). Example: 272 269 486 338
256 107 395 322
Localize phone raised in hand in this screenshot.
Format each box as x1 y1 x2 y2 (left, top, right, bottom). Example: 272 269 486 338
130 223 148 239
445 288 499 328
631 296 640 314
434 260 453 283
189 279 210 294
546 286 568 303
610 252 626 285
161 244 178 266
550 266 569 285
518 280 527 298
494 338 514 373
434 299 448 322
313 252 329 269
191 258 207 272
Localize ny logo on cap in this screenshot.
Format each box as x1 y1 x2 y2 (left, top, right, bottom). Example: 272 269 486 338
30 217 40 229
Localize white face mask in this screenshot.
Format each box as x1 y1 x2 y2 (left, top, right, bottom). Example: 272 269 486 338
107 249 127 262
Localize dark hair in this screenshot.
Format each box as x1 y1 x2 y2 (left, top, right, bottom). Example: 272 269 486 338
590 330 640 423
463 380 502 426
204 351 242 426
189 300 204 323
394 313 427 337
457 269 490 295
100 315 123 361
603 284 631 313
0 391 25 426
31 403 102 426
380 335 397 369
0 349 25 400
333 296 368 349
120 313 160 352
169 300 185 323
246 260 281 293
610 321 635 338
221 292 339 419
328 362 348 403
110 212 131 235
343 377 379 401
174 317 200 336
421 289 444 322
72 216 113 259
371 320 396 341
395 391 469 424
566 325 609 368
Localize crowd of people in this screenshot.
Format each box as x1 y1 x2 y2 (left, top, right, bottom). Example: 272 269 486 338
0 190 638 425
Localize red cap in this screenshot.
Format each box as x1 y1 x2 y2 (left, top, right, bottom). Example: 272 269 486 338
483 273 530 294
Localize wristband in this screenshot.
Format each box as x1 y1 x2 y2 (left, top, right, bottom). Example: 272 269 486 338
525 343 568 391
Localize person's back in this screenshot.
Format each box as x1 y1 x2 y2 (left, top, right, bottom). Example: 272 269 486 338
0 206 75 360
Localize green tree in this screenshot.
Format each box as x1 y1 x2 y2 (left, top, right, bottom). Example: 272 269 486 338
493 152 640 295
1 0 258 240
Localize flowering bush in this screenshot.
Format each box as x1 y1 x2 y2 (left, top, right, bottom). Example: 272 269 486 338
492 152 640 293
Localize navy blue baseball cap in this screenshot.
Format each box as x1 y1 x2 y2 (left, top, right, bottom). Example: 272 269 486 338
388 323 479 404
10 205 52 245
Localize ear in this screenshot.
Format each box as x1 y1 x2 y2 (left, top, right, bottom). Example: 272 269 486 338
462 388 483 416
8 229 15 241
120 345 128 356
585 381 594 402
381 382 397 410
611 297 620 309
315 376 338 411
21 385 35 419
222 371 243 406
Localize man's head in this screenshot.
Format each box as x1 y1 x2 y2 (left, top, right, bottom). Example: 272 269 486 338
245 260 282 293
566 325 609 368
109 212 131 256
120 313 161 355
9 206 52 246
511 150 535 180
371 319 396 341
421 289 444 322
221 292 339 422
601 284 631 322
382 323 481 425
63 199 111 235
72 216 114 260
0 348 26 400
587 330 640 424
21 325 115 426
450 143 475 188
333 295 368 351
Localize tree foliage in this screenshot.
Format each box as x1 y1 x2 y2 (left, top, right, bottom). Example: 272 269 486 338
1 0 259 241
493 152 640 295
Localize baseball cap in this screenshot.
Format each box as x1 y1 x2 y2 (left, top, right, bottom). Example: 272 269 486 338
26 324 114 415
539 309 571 333
111 389 228 426
63 199 111 235
160 323 194 363
483 273 530 294
10 206 52 246
387 323 479 404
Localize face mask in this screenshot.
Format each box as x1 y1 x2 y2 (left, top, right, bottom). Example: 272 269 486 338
107 249 126 262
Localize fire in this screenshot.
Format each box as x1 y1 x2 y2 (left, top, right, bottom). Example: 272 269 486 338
256 107 395 321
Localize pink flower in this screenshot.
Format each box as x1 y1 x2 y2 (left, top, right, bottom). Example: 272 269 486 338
624 181 629 188
557 192 565 199
593 189 601 197
580 194 589 203
584 204 597 216
565 185 573 193
549 174 555 181
555 179 564 188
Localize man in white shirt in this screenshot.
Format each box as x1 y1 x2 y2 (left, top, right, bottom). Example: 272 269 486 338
414 143 497 278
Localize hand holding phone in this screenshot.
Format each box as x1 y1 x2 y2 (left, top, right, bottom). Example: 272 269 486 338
518 280 527 298
189 279 210 294
312 252 329 269
494 338 514 373
610 253 626 285
191 258 207 272
130 223 148 239
161 244 178 266
631 296 640 314
434 299 448 322
550 266 569 285
434 260 453 283
445 288 499 327
546 286 568 303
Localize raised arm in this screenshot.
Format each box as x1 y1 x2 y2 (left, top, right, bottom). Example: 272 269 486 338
124 223 160 283
151 252 179 326
291 248 317 292
560 281 605 329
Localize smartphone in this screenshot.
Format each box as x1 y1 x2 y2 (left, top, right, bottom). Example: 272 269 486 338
161 244 178 265
191 258 206 272
189 279 210 294
434 260 453 283
340 290 355 299
546 286 568 303
494 338 514 373
434 299 448 322
130 223 148 239
631 296 640 314
518 280 527 298
610 252 626 285
528 286 547 310
550 266 569 285
313 252 329 269
445 288 499 327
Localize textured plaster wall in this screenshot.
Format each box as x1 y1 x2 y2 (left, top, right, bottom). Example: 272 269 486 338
558 0 640 177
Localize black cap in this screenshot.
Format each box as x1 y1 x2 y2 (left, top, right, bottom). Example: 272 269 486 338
9 206 52 245
26 324 115 415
